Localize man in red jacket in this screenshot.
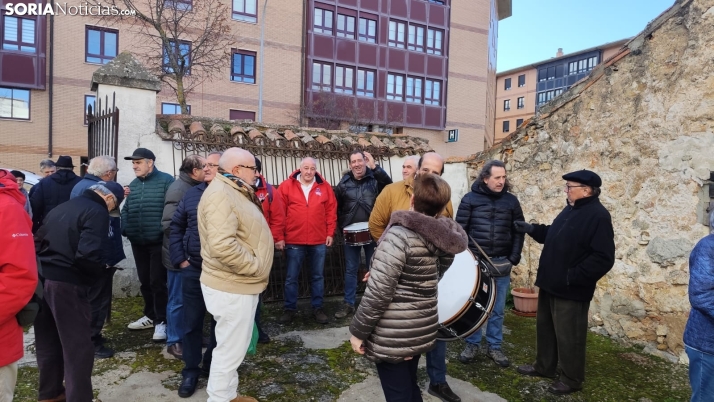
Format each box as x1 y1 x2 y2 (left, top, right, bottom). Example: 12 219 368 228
0 169 38 401
278 157 337 324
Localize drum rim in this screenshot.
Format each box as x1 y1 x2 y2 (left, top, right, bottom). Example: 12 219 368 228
440 249 481 326
438 274 498 340
344 222 370 231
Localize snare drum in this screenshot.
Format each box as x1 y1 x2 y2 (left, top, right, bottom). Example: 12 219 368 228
343 222 372 246
437 250 496 341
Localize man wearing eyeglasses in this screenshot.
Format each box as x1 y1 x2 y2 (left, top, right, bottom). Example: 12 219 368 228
514 169 615 396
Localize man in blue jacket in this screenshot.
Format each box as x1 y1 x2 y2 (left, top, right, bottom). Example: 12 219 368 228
121 148 174 342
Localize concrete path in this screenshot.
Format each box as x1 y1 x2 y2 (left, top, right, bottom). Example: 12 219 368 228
337 375 506 402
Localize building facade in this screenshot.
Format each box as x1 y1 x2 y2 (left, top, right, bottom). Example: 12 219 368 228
494 39 628 143
0 0 511 173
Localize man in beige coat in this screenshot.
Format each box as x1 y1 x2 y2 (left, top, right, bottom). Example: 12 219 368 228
197 148 274 402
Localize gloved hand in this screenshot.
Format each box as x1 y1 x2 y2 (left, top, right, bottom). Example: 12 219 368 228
514 221 534 234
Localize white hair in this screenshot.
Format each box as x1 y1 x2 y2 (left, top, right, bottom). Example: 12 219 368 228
88 183 112 197
87 155 117 176
405 155 420 165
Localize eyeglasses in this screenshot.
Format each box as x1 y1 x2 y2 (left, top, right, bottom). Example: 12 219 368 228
564 184 587 192
236 164 258 172
207 163 219 168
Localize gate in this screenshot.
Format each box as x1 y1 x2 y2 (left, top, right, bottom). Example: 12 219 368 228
87 93 119 161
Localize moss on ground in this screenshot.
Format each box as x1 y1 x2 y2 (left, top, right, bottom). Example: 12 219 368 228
15 296 691 402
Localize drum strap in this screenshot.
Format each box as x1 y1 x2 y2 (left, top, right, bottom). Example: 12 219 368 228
468 235 497 268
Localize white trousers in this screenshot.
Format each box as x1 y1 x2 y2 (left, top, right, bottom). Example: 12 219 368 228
0 361 18 402
201 283 258 402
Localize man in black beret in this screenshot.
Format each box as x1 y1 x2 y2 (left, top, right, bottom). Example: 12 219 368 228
513 169 615 395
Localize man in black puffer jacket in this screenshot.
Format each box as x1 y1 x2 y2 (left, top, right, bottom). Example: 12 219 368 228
455 159 524 368
30 156 82 233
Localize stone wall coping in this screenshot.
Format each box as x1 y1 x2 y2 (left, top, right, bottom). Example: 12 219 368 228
90 52 162 92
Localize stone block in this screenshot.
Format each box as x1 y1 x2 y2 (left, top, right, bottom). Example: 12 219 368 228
645 237 693 266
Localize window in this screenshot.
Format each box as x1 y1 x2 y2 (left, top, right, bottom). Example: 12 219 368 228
518 74 525 87
517 97 524 109
405 77 422 103
2 16 36 53
335 65 354 94
312 62 332 91
356 68 375 97
233 0 257 23
85 26 118 64
568 61 577 75
424 79 441 105
388 20 406 48
314 8 334 35
502 120 510 133
516 118 523 127
578 59 587 73
231 50 256 83
503 99 510 111
163 40 191 74
428 0 445 4
229 109 255 121
386 74 404 101
358 17 376 43
587 56 597 70
547 66 555 80
426 28 443 55
165 0 192 10
84 95 96 125
0 87 30 119
161 102 190 114
538 68 547 82
336 14 355 39
504 78 511 90
407 25 424 52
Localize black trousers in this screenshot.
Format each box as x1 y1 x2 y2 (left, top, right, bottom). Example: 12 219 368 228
181 267 216 378
88 266 117 345
131 243 167 323
534 290 590 389
34 280 94 402
376 355 423 402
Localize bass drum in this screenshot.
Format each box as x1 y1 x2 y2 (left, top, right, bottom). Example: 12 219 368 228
436 250 496 341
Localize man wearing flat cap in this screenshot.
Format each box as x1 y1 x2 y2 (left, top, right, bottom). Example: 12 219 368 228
121 148 175 342
513 169 615 396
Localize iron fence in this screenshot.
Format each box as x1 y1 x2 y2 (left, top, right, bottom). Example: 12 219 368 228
87 93 119 162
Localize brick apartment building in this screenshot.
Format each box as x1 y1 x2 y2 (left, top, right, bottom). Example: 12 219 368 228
0 0 512 172
494 38 628 143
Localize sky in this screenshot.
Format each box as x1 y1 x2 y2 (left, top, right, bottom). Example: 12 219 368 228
496 0 676 72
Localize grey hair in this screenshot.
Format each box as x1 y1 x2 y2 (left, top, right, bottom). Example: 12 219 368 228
477 160 510 192
179 154 205 174
208 151 223 157
88 183 112 197
39 159 56 170
87 155 117 176
405 155 420 165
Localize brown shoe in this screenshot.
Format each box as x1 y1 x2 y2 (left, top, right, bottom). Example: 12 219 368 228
39 393 66 402
167 343 183 360
313 308 328 324
230 396 258 402
278 309 296 324
548 381 580 395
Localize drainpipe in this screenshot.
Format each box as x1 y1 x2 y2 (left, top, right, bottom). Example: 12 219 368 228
48 14 54 157
257 0 268 122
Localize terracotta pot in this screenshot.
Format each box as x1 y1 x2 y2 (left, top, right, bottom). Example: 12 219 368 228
511 287 539 314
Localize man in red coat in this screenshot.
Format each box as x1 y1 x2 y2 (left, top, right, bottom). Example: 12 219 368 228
0 169 38 401
278 157 337 324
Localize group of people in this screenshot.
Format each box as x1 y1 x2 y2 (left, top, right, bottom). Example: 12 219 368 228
0 144 711 402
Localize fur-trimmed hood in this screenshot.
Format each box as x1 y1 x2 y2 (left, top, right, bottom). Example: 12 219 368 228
383 210 467 255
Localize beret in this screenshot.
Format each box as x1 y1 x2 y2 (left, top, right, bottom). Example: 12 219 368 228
562 169 602 187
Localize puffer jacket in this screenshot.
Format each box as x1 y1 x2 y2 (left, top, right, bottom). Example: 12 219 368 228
162 172 202 270
279 170 337 245
30 169 82 232
169 182 207 270
255 175 285 243
369 177 454 241
121 167 174 245
684 234 714 355
456 181 525 264
198 173 274 295
350 211 468 363
335 166 392 229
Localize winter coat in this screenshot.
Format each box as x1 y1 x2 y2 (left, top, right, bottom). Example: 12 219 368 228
455 182 525 264
255 175 286 243
369 177 454 241
683 234 714 355
529 195 615 302
278 170 337 245
35 190 110 286
19 187 31 218
198 174 274 295
169 182 207 270
335 166 392 229
0 171 38 367
71 174 126 266
30 169 82 233
121 168 174 245
162 172 202 270
350 211 468 363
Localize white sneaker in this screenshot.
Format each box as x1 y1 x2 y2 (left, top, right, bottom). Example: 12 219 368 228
127 316 153 330
153 322 167 342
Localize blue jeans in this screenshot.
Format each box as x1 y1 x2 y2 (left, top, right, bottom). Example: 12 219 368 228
686 345 714 402
426 340 447 385
343 242 376 306
167 270 184 346
465 274 511 350
181 267 216 378
284 244 326 310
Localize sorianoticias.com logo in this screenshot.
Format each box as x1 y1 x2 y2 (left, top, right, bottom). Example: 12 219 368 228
4 2 137 16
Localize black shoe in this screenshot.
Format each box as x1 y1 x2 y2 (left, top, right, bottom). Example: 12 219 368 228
178 376 199 398
516 364 557 379
428 382 461 402
279 309 296 324
548 381 580 395
313 308 328 324
94 345 115 359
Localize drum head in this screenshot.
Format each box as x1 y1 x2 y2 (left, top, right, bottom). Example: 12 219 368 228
344 222 369 231
437 250 478 324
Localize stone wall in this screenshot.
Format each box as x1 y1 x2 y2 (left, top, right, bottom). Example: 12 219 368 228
467 0 714 363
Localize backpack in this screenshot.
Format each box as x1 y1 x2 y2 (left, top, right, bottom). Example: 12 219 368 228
16 256 44 326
